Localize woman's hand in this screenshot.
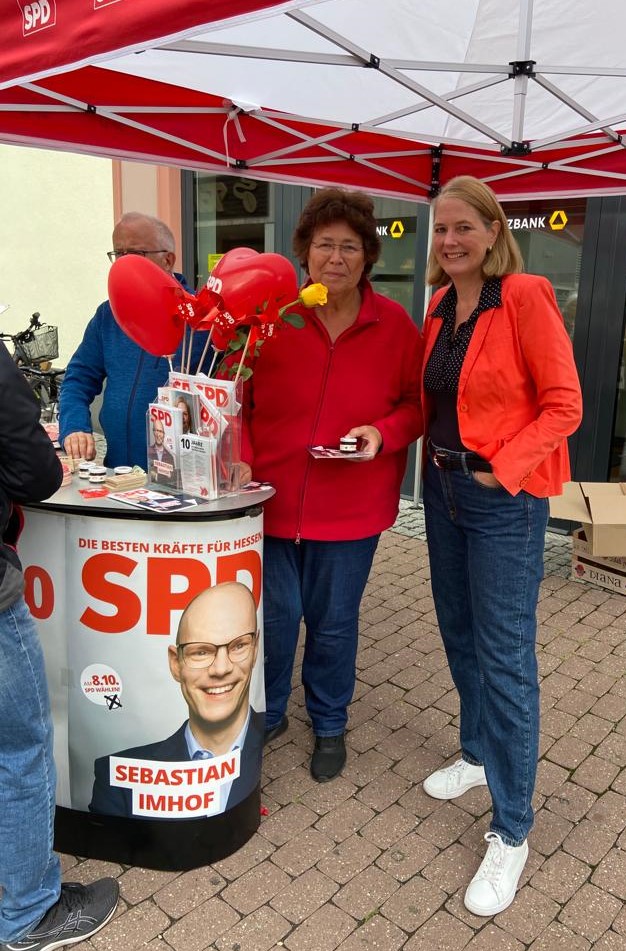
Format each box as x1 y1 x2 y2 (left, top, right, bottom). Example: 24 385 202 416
345 425 382 459
237 462 253 486
472 471 502 488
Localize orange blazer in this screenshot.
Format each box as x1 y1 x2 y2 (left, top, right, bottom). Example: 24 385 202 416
421 273 583 497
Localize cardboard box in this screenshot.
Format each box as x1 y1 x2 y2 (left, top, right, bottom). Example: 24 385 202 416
549 481 626 556
571 528 626 596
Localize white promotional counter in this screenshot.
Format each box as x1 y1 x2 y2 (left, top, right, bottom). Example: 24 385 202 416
19 481 273 871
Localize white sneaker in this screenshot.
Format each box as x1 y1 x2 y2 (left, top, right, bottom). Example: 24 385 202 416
423 759 487 800
464 832 529 916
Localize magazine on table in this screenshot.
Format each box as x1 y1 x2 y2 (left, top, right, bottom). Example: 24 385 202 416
146 403 184 488
108 488 199 513
179 433 219 500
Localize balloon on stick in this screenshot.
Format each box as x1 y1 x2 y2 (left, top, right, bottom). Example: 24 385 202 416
108 255 184 356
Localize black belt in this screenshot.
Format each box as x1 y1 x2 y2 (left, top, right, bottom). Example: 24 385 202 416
428 442 493 473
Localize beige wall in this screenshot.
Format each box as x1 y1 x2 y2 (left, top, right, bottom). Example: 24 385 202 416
0 147 183 367
0 145 114 366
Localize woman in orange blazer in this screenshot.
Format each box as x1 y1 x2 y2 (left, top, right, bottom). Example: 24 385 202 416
419 176 582 918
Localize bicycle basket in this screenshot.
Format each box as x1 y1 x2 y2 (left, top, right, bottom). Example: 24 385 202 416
20 325 59 363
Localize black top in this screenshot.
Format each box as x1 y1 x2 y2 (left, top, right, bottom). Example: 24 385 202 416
424 278 502 451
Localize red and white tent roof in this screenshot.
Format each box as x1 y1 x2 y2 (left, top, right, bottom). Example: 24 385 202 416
3 0 626 200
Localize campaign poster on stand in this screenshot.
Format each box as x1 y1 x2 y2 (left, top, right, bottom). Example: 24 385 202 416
19 510 265 821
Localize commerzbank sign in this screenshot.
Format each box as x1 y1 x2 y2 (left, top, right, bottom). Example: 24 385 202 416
507 210 569 231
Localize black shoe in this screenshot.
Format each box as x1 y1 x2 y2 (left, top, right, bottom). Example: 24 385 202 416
311 734 346 782
264 715 289 745
2 878 119 950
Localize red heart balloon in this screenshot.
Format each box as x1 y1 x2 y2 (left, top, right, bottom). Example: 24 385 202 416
108 255 184 355
209 248 299 322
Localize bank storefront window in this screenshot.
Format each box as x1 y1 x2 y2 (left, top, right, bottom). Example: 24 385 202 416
502 199 587 339
192 174 275 288
369 197 421 315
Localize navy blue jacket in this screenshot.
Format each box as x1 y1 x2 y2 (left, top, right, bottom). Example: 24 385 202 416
89 710 264 817
58 275 212 469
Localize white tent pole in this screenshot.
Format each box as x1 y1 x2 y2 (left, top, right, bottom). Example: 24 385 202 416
511 0 534 144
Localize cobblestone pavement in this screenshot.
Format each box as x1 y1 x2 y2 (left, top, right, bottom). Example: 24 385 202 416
68 502 626 951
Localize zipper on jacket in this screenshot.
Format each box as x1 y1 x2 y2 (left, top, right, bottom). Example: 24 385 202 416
126 350 146 462
294 339 335 542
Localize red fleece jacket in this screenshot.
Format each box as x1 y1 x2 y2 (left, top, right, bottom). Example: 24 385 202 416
241 282 424 540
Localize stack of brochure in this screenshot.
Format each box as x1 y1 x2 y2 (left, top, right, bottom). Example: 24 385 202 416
145 373 242 499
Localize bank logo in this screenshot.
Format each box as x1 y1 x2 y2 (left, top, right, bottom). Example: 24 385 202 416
549 210 568 231
17 0 56 35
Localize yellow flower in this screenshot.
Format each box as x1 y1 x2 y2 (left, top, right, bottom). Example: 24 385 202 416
299 283 328 308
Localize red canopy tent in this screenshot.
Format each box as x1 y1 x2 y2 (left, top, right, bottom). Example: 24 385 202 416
2 0 626 200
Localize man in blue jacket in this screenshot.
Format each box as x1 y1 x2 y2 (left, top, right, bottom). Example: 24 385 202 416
0 343 119 950
59 212 211 469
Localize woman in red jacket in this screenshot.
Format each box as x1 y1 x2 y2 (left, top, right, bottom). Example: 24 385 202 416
240 188 423 782
420 176 582 917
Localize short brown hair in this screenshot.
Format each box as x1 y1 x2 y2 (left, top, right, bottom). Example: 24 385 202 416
293 188 381 276
426 176 523 286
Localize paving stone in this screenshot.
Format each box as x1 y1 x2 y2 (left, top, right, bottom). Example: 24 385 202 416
459 923 525 949
259 801 319 847
375 832 439 883
496 885 560 943
209 834 275 884
545 781 597 822
163 896 240 951
559 883 623 943
569 712 615 745
271 827 336 876
356 772 413 813
591 847 626 900
359 803 417 849
530 850 590 902
221 859 292 915
336 913 408 950
90 899 171 951
119 867 179 907
421 842 478 894
562 817 617 865
270 868 339 924
415 801 475 849
527 921 592 950
379 876 447 932
299 775 359 816
545 734 593 769
592 931 626 951
587 790 626 832
214 905 291 951
572 754 620 794
403 909 473 950
317 834 382 885
314 798 376 843
333 866 400 920
283 903 356 951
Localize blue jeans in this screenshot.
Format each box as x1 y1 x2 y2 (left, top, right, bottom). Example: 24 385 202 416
263 535 379 736
0 597 60 943
423 458 548 846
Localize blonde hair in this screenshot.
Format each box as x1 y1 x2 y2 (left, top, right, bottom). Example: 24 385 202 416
426 176 524 286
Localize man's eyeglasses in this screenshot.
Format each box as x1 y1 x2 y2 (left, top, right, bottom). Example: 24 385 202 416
310 241 363 258
177 632 257 669
107 249 169 263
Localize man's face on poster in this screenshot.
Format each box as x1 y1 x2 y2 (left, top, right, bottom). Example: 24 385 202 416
177 399 191 433
168 587 258 739
153 420 165 447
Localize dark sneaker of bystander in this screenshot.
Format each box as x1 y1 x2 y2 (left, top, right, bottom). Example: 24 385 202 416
1 878 119 951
